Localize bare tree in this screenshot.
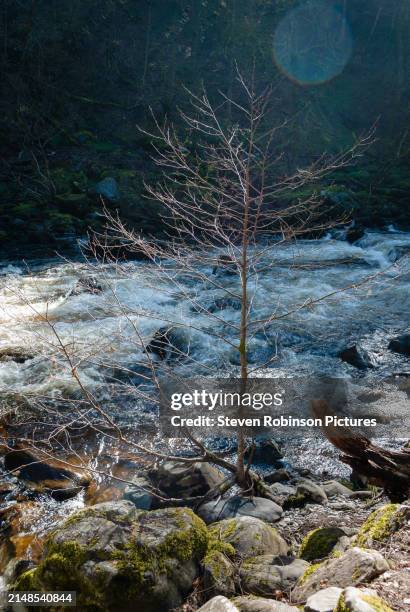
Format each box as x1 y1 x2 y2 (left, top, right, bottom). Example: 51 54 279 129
1 71 385 507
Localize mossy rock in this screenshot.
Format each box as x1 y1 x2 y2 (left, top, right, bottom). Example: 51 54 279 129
298 527 346 561
13 501 208 612
355 504 407 547
208 516 289 560
335 587 393 612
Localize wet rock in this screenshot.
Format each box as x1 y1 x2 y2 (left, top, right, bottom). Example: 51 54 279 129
14 501 208 612
322 480 353 498
305 587 343 612
240 555 309 596
0 348 34 363
348 490 373 500
388 334 410 357
208 516 289 559
198 495 283 524
233 596 299 611
212 254 237 275
292 547 389 603
296 480 327 504
4 448 90 500
150 461 225 498
146 326 189 360
339 586 393 612
70 276 103 296
94 177 120 201
198 596 239 612
298 527 346 561
387 245 410 263
345 226 365 244
339 345 375 370
265 469 291 484
3 558 35 586
123 475 156 510
203 550 237 597
208 297 242 312
245 437 283 465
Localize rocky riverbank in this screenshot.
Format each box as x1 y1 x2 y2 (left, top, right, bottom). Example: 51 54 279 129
0 452 409 611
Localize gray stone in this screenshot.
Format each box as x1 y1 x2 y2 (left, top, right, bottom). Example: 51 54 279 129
292 547 389 603
265 469 291 484
234 596 300 611
209 516 289 559
123 475 155 510
269 483 296 496
348 491 373 500
341 587 390 612
305 587 343 612
203 550 237 597
94 177 120 201
151 460 224 498
198 596 239 612
322 480 353 498
388 334 410 357
198 495 283 524
240 556 309 596
296 480 327 504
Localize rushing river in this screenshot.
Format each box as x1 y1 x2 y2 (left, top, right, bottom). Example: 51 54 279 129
0 228 409 473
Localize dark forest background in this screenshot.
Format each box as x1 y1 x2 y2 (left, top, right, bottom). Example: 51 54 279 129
1 0 409 256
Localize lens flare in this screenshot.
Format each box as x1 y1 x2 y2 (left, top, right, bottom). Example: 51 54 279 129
273 1 353 85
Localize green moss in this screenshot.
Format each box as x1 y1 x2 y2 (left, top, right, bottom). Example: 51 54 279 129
14 568 41 591
361 594 393 612
298 561 323 585
356 505 401 546
284 492 306 509
335 593 347 612
298 527 343 561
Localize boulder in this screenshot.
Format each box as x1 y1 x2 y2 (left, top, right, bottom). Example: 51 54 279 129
212 255 237 275
208 516 289 559
245 437 283 465
150 461 224 498
123 475 156 510
322 480 353 498
264 469 291 484
388 334 410 357
292 547 389 603
296 480 327 504
146 326 189 360
198 596 239 612
203 550 236 597
298 527 346 561
305 587 343 612
269 483 296 497
338 345 374 370
233 596 299 611
13 501 208 612
240 555 309 596
355 504 408 547
0 348 34 363
198 496 283 525
338 586 393 612
345 226 365 244
94 177 120 201
4 448 90 500
70 276 103 296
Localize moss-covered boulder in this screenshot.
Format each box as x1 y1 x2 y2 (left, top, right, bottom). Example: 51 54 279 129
292 547 389 603
355 504 408 547
239 555 309 597
13 501 208 611
335 587 393 612
298 527 346 561
208 516 289 560
203 549 236 597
